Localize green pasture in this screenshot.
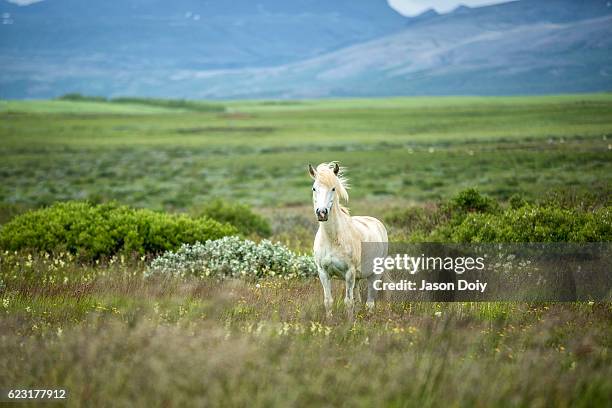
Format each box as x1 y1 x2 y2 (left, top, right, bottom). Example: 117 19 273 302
1 94 610 211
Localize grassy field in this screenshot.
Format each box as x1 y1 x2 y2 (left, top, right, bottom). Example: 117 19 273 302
1 94 611 211
0 253 610 407
0 94 611 406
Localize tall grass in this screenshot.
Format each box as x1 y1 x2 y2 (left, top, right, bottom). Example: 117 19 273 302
0 252 610 406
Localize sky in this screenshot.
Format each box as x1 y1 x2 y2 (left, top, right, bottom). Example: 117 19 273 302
388 0 511 16
7 0 512 16
8 0 508 16
7 0 44 5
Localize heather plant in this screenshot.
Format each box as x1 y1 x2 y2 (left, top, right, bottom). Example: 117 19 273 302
148 236 316 280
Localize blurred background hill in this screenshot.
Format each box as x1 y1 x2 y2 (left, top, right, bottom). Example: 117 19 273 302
1 0 611 98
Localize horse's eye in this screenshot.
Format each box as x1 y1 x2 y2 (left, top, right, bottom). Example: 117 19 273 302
312 187 316 192
332 188 336 191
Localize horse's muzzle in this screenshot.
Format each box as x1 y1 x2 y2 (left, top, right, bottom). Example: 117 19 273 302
316 208 328 222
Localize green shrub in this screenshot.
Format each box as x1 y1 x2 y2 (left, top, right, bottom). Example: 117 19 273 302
451 205 611 243
538 187 612 210
509 194 527 210
449 188 499 214
385 206 429 229
194 199 271 237
384 206 445 238
0 202 237 260
393 189 611 243
387 189 498 242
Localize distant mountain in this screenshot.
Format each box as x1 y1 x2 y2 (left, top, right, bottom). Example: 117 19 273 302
184 14 612 98
1 0 611 98
0 0 406 67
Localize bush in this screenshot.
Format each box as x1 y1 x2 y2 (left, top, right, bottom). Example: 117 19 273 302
385 189 498 242
0 202 237 260
194 199 271 237
509 194 527 210
449 188 499 214
391 189 611 243
538 186 612 211
451 205 611 243
384 206 444 243
385 206 430 230
147 236 316 280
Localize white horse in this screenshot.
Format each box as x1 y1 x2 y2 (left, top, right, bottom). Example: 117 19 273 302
309 162 388 318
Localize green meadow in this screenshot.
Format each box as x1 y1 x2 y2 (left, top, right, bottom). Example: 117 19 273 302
1 94 611 211
0 94 611 406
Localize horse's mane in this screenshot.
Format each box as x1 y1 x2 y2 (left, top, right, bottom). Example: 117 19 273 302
315 162 350 214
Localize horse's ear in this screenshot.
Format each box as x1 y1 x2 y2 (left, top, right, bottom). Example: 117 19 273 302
308 164 316 179
332 162 340 175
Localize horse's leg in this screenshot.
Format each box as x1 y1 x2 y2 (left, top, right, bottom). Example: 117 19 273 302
366 273 378 312
344 268 356 320
355 280 363 304
318 267 333 318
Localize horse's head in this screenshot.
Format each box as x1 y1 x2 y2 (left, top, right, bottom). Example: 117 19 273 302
308 162 349 222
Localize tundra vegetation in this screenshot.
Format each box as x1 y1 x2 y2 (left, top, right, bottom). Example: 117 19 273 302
0 95 610 406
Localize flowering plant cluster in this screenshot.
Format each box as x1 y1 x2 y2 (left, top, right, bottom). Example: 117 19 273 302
147 236 316 280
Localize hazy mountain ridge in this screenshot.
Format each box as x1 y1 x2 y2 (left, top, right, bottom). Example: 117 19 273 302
0 0 406 67
145 14 612 98
1 0 611 98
